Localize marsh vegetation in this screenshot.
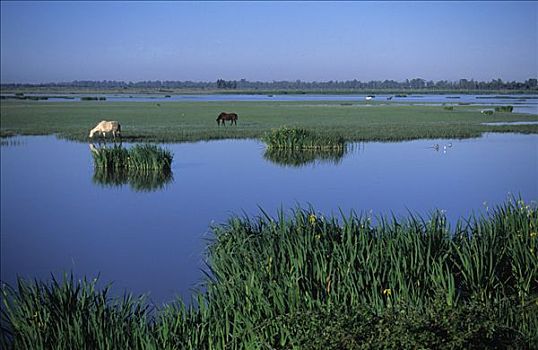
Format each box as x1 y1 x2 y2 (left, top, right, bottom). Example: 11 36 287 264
1 96 537 348
90 144 173 191
1 100 537 143
262 127 345 150
1 200 536 349
90 144 172 172
495 105 514 113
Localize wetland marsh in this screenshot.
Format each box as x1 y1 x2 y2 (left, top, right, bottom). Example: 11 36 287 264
1 131 536 303
1 96 537 142
1 97 537 347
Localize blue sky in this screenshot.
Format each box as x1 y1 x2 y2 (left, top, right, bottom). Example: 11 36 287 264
1 1 536 83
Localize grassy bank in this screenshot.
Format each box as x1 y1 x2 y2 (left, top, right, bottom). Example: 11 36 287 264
2 200 537 349
1 100 537 143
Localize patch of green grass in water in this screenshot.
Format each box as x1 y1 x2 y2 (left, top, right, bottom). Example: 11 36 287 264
494 105 514 113
90 144 173 191
91 144 172 171
262 126 345 150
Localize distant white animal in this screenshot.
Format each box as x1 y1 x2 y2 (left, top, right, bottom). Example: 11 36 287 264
89 120 121 139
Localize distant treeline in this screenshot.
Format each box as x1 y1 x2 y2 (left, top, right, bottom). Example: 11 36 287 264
2 77 537 91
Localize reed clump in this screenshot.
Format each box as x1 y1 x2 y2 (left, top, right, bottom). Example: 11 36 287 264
91 144 173 172
1 200 537 349
262 127 345 150
495 105 514 113
1 275 153 349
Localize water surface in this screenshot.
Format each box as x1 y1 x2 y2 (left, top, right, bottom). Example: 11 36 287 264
1 133 536 303
2 93 537 114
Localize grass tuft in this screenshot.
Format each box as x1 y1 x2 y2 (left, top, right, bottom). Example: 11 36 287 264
262 127 345 150
495 105 514 113
91 144 173 172
263 147 347 167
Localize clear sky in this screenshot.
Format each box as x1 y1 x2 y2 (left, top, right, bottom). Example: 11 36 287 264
1 1 536 83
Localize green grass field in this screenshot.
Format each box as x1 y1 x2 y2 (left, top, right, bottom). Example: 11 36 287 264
1 100 537 142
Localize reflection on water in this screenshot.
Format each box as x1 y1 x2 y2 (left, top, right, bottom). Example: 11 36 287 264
1 134 536 304
0 138 25 147
9 93 537 114
428 142 454 153
90 143 174 192
263 146 349 167
92 166 173 192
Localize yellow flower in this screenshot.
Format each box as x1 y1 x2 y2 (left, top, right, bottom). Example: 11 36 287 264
530 232 538 238
308 214 317 225
383 288 392 297
266 256 273 272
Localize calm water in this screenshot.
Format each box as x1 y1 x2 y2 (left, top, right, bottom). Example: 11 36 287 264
482 121 538 126
2 93 537 114
1 133 537 304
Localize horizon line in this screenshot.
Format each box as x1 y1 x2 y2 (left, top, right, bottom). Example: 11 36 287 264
2 77 538 85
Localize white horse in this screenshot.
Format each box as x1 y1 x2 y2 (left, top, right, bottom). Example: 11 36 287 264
89 120 121 139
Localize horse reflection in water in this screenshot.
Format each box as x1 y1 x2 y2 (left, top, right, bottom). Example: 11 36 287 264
216 112 238 126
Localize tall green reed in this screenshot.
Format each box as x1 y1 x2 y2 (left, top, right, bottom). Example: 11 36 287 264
2 200 536 348
262 127 345 150
90 144 173 172
263 147 347 167
1 274 154 350
494 105 514 113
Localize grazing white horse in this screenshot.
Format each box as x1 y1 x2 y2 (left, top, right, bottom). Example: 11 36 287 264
89 120 121 139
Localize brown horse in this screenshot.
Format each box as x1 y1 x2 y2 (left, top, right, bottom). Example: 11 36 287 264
216 112 238 126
